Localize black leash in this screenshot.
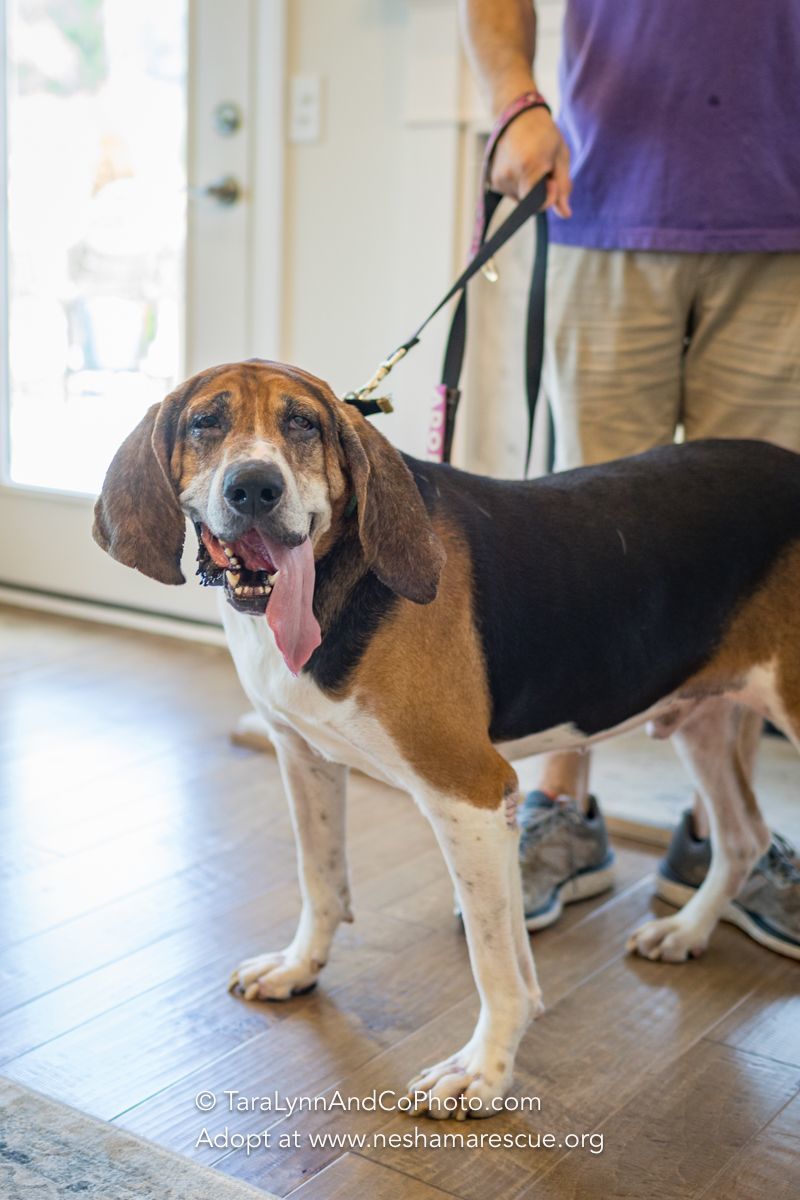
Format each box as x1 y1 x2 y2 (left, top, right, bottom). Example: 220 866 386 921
340 182 546 451
344 92 551 469
437 184 548 467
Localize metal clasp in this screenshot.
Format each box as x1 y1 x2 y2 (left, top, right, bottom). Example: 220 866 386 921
482 257 499 283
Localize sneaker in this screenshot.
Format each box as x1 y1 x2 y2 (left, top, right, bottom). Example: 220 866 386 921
519 792 616 931
655 810 800 961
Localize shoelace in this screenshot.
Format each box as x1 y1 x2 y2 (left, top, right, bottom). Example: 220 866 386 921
763 833 800 885
518 798 582 853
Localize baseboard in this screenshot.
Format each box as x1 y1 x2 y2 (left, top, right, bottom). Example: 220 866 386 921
231 711 276 753
0 585 227 647
605 815 672 848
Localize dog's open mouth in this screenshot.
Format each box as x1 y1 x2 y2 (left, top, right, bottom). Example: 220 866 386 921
196 524 277 616
194 522 322 674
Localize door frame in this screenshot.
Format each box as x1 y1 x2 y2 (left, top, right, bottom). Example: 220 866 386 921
0 0 286 631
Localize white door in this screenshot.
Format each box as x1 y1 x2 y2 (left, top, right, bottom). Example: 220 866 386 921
0 0 283 624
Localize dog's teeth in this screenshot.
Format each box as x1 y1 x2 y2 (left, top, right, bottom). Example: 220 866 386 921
267 572 278 584
234 586 244 596
229 557 241 568
223 545 234 558
226 570 240 587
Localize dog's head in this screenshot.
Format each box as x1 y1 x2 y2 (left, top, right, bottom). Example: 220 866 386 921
93 360 445 672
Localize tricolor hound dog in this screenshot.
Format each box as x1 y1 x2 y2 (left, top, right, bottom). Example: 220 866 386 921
94 360 800 1117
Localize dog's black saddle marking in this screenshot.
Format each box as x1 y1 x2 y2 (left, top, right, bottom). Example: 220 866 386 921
407 439 800 743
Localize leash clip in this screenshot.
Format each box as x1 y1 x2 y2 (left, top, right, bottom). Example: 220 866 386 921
341 391 394 417
481 257 499 283
343 345 409 412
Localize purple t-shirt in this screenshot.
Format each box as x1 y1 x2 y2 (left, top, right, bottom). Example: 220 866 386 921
550 0 800 252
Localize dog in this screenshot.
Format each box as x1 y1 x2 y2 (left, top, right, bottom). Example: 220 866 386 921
93 359 800 1118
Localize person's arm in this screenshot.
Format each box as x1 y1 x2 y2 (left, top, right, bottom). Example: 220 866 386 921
459 0 571 216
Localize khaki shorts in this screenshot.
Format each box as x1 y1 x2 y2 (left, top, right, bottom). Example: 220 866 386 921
545 247 800 470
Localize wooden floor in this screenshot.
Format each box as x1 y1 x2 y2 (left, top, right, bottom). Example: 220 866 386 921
1 605 798 1200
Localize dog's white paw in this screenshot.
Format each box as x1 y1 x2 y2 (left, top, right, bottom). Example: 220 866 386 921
627 915 708 963
228 950 321 1000
405 1047 513 1119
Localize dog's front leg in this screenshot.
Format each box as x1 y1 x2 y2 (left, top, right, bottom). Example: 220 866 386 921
408 783 544 1119
230 725 351 1000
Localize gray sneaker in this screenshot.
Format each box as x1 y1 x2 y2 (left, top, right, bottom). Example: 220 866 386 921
656 810 800 960
519 792 616 931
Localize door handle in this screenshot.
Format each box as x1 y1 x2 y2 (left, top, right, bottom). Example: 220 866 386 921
188 175 242 207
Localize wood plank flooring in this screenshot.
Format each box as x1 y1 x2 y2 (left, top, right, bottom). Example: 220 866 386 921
0 605 797 1199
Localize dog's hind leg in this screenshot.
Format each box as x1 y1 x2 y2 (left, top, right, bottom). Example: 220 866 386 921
407 772 543 1119
229 724 351 1000
736 707 764 780
628 699 770 963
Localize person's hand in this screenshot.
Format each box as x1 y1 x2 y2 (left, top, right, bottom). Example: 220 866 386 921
489 106 572 217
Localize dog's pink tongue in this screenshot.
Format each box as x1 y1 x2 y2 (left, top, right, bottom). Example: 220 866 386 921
257 533 320 674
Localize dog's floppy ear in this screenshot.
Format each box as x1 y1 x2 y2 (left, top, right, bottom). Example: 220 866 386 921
334 402 445 604
92 385 190 585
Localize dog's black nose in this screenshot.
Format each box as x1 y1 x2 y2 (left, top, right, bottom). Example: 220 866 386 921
223 461 285 516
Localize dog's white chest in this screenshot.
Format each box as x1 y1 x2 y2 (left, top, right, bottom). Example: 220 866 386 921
220 602 405 785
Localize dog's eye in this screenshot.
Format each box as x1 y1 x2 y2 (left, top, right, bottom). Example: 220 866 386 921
289 414 315 432
191 412 221 432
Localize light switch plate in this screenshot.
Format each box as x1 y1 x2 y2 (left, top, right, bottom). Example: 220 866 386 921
289 74 322 144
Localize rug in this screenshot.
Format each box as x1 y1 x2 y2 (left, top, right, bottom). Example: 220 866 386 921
0 1079 275 1200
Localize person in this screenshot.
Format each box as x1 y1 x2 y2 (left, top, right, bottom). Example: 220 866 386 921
459 0 800 958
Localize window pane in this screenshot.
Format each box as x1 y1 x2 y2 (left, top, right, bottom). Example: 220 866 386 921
5 0 187 493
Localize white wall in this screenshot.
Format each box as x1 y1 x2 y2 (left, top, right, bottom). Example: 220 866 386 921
277 0 467 456
273 0 564 463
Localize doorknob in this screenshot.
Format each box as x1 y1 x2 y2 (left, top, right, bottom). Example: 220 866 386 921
189 175 242 207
